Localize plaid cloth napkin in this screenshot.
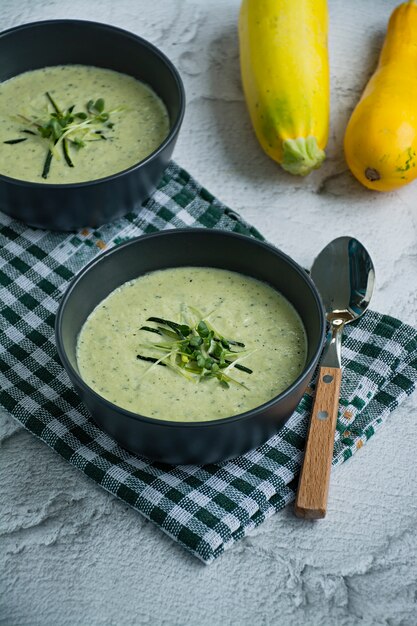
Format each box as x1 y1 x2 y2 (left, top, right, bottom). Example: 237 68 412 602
1 162 417 563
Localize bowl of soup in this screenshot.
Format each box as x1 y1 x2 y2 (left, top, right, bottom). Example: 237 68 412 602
55 229 326 464
0 20 185 230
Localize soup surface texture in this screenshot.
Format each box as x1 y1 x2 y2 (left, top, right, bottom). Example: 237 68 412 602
0 65 169 183
76 267 307 422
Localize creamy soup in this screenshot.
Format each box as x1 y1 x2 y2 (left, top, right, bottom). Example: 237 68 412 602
76 267 307 422
0 65 169 183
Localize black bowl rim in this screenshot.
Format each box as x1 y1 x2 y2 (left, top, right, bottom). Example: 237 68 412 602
55 229 326 429
0 18 185 189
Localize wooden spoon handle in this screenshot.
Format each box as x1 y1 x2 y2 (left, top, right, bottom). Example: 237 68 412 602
294 365 342 519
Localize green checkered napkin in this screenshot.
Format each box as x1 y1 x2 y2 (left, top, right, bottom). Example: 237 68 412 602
1 162 417 563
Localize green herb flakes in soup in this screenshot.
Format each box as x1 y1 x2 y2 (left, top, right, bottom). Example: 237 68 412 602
76 267 308 422
0 65 169 183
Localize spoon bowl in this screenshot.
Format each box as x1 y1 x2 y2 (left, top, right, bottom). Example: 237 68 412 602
312 236 375 323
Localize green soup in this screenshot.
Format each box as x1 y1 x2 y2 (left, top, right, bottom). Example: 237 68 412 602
76 267 307 422
0 65 169 183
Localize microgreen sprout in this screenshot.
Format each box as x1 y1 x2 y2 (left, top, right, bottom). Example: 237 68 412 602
136 311 254 389
3 92 122 178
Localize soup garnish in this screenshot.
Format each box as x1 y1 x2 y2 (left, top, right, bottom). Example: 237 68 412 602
4 92 122 178
137 310 254 389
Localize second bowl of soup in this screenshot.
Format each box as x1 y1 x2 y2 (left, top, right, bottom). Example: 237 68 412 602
0 20 185 230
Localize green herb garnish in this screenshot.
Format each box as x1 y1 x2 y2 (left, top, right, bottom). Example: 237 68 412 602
136 355 167 366
3 93 122 179
136 309 255 389
3 137 28 145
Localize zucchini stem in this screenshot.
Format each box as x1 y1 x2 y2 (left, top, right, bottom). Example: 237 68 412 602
281 136 326 176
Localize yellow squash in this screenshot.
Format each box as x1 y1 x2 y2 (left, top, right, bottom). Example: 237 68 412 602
238 0 329 176
344 0 417 191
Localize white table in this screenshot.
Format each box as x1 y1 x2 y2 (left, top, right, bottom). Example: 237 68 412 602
1 1 416 624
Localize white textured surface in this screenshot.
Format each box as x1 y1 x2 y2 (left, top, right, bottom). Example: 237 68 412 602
1 1 417 625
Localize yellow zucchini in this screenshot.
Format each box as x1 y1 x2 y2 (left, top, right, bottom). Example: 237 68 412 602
344 0 417 191
238 0 329 176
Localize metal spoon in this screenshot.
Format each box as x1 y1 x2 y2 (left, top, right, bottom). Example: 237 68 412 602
294 236 375 519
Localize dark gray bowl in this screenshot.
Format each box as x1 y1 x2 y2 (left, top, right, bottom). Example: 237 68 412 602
55 229 326 464
0 20 185 231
